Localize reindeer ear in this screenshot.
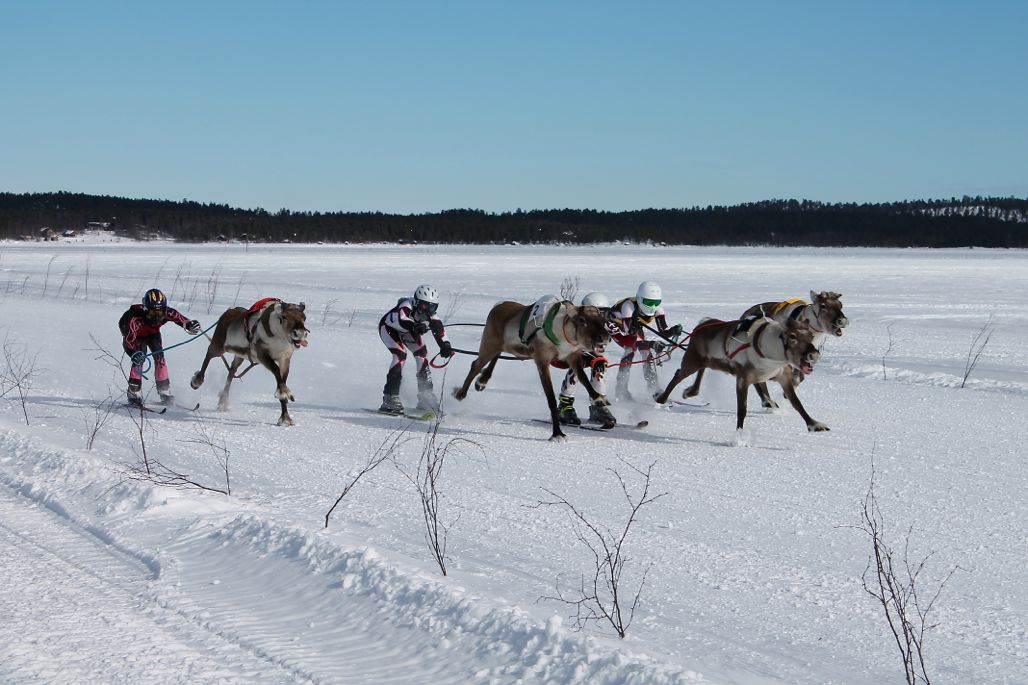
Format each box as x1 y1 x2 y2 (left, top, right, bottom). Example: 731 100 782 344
810 290 818 303
299 302 306 312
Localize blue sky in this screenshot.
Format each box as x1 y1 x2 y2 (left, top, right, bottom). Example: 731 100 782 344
2 1 1026 213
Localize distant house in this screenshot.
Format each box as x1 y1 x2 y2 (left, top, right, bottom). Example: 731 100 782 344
62 229 77 238
38 227 58 241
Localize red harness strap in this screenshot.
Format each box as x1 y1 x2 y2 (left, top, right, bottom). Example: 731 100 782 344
249 297 280 314
726 321 770 360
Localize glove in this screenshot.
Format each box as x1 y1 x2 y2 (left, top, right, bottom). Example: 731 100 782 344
665 324 683 340
590 356 607 375
439 341 454 358
186 319 202 335
412 321 430 336
130 351 147 367
650 341 667 356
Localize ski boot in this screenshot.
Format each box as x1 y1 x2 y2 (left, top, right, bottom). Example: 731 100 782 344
416 372 440 414
614 370 634 403
558 395 581 425
643 360 661 399
126 379 144 406
156 380 174 406
379 394 404 416
588 398 617 429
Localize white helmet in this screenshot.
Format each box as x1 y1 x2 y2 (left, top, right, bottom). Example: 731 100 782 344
580 292 609 309
413 284 439 316
636 281 662 316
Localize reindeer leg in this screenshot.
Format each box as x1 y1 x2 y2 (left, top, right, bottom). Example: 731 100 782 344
536 356 566 442
190 342 223 389
779 378 828 432
253 348 295 426
454 353 492 400
754 380 778 409
219 356 244 411
656 349 702 404
735 377 750 430
475 356 501 391
683 368 706 399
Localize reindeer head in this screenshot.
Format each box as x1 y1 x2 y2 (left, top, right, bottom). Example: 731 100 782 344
784 318 820 378
278 302 309 348
811 290 848 336
575 305 612 349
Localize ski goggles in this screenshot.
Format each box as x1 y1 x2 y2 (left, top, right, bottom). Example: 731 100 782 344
416 300 438 316
145 308 167 323
641 298 661 309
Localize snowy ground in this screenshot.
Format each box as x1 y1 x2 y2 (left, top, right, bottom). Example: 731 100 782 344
0 242 1025 685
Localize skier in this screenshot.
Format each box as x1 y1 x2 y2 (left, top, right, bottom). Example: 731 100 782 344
119 288 202 405
557 292 617 428
378 284 454 415
609 281 682 402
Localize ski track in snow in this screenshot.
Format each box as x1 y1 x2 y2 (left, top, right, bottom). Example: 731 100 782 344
1 242 1027 685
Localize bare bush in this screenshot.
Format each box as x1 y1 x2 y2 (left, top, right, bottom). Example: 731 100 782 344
324 425 413 528
41 255 57 298
444 285 467 320
180 415 232 495
204 262 223 314
321 297 346 326
395 408 478 576
534 458 667 638
232 271 247 307
853 456 959 685
84 391 118 450
961 316 994 389
560 275 580 303
56 265 76 299
882 322 895 380
1 334 43 425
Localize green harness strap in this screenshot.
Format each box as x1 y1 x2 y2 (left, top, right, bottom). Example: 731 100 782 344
519 301 568 345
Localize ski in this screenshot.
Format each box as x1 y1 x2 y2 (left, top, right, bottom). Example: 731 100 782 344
363 408 437 422
532 418 648 431
124 402 167 414
671 399 710 408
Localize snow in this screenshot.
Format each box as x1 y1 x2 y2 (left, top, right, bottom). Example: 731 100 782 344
0 242 1026 684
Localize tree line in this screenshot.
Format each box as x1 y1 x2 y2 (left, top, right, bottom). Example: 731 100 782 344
2 191 1026 247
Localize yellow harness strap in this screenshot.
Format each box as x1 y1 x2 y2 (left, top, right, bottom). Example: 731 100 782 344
772 298 808 316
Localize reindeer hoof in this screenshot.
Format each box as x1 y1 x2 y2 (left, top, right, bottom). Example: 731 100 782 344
549 433 568 443
474 380 487 392
807 422 830 432
190 373 204 389
763 400 779 410
277 416 295 427
452 388 466 401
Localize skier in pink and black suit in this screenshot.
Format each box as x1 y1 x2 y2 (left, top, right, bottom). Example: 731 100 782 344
119 288 201 405
378 284 454 415
609 281 682 402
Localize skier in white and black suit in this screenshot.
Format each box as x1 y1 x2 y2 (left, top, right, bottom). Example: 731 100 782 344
378 284 453 415
556 291 617 428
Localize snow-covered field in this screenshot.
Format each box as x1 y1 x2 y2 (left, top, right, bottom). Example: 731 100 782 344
0 241 1025 685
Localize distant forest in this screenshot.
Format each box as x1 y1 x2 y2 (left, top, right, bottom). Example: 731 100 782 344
2 191 1027 247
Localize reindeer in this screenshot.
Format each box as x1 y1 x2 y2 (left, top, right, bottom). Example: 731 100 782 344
655 316 827 432
452 297 611 441
190 299 309 426
686 291 847 412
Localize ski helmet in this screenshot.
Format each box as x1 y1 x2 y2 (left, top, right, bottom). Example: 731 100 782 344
635 281 662 317
413 284 439 316
581 292 610 310
142 288 168 322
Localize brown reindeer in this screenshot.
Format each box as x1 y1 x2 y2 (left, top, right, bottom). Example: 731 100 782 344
190 299 309 426
687 291 847 411
452 298 611 441
655 316 827 432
